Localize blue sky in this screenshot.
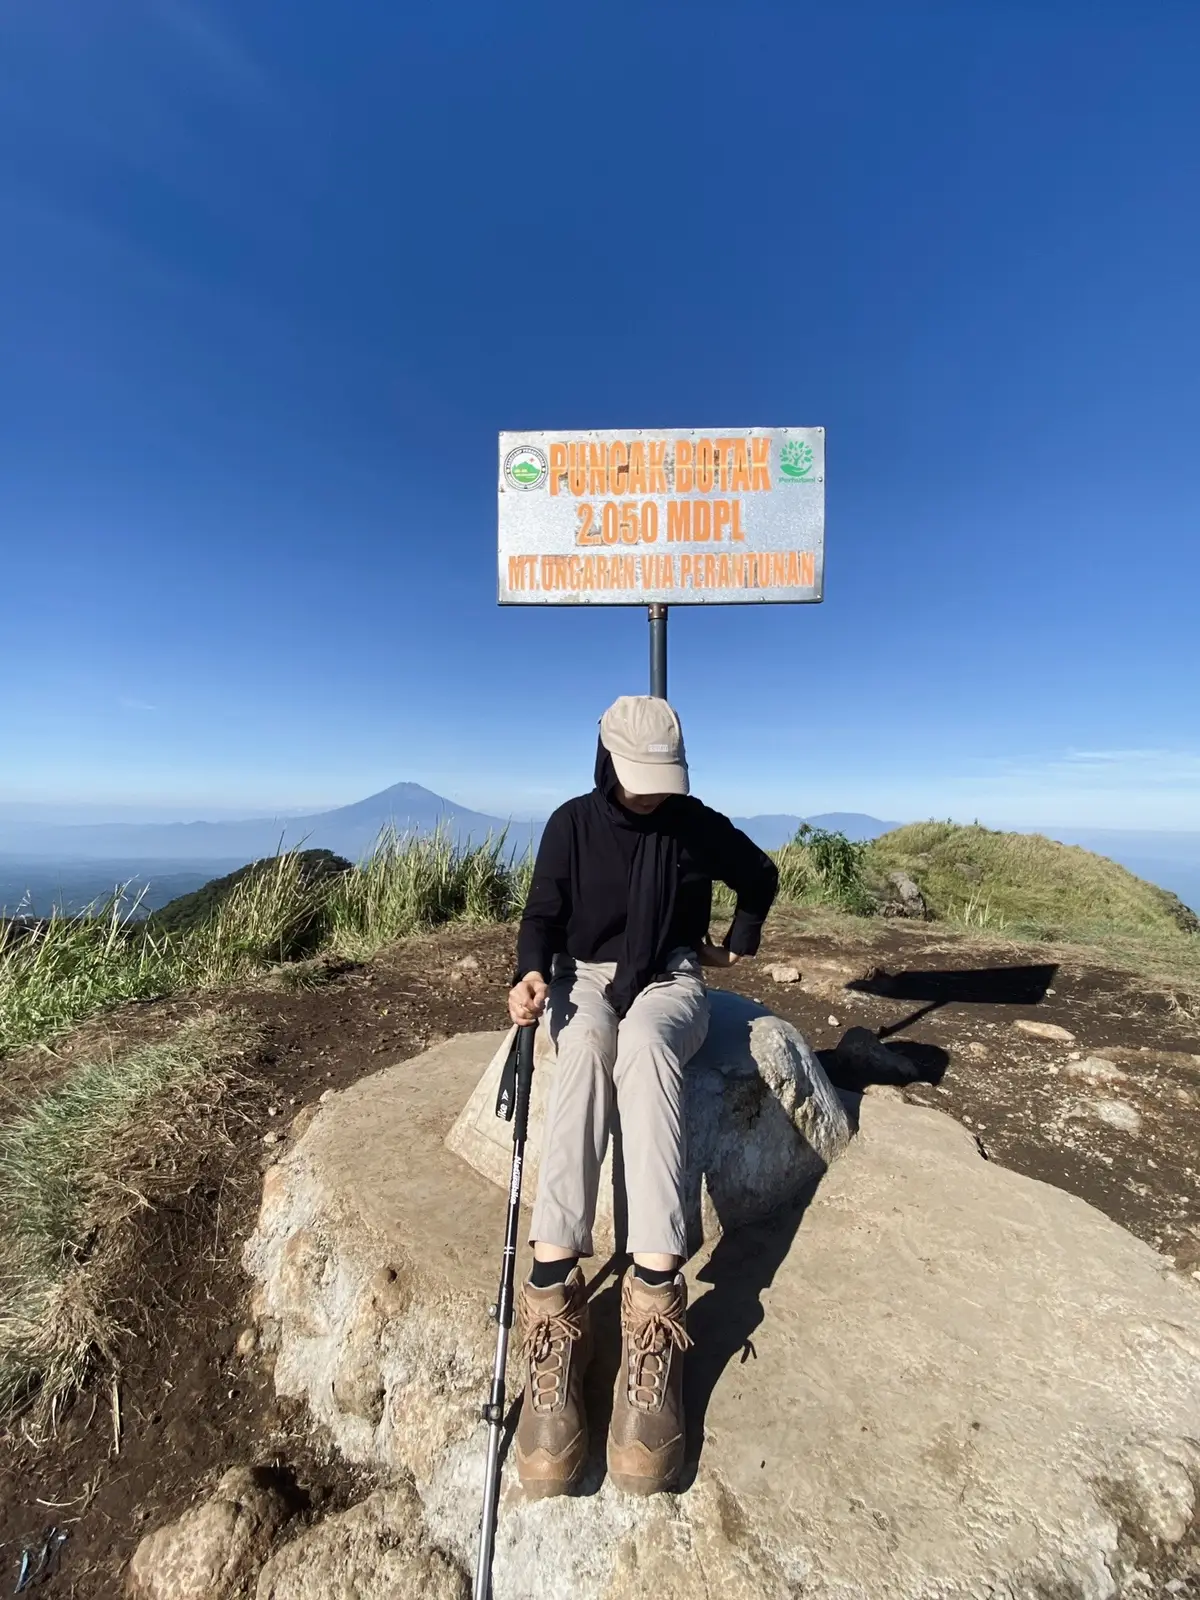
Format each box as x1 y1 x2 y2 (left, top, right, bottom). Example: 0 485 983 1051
1 0 1197 828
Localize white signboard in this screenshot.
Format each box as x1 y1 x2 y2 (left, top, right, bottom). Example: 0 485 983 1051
498 427 824 605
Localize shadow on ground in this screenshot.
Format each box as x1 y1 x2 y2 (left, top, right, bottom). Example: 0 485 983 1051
680 1183 817 1489
850 963 1059 1036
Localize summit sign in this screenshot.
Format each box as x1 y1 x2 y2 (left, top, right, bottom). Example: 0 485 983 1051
497 427 825 606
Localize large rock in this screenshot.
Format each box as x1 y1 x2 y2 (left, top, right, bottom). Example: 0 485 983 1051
244 1029 1200 1599
445 990 851 1252
126 1466 292 1600
255 1479 467 1599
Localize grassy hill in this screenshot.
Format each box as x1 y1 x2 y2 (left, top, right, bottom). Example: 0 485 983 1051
145 848 351 939
868 822 1200 940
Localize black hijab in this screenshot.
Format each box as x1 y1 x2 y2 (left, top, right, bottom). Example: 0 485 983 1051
592 739 681 1018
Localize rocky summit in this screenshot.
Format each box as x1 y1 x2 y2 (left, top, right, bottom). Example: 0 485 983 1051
225 1005 1200 1599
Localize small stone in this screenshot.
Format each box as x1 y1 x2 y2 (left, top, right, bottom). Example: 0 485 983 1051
833 1026 920 1085
453 955 481 973
1092 1099 1142 1134
263 1130 282 1147
765 963 802 984
236 1326 258 1359
827 1014 840 1026
884 870 928 919
1065 1057 1128 1084
1014 1020 1076 1044
268 1106 280 1118
965 1041 989 1060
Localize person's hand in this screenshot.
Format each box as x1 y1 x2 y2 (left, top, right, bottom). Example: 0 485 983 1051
509 972 548 1025
699 942 740 969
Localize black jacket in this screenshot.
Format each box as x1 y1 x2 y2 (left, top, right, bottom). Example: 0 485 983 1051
516 757 778 995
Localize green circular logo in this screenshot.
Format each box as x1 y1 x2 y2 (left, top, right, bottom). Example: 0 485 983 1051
503 446 548 491
779 439 815 480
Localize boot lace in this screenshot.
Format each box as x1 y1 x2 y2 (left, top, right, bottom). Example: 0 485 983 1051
520 1298 585 1415
621 1279 692 1412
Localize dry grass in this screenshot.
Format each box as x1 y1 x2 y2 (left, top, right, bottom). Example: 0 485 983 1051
0 1013 260 1433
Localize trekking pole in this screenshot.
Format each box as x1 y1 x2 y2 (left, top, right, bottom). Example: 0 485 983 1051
473 1020 536 1600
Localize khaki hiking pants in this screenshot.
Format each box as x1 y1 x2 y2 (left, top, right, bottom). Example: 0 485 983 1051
530 949 710 1260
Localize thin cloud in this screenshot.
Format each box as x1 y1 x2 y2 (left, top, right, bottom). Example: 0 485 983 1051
1061 748 1184 766
145 0 273 109
118 697 157 712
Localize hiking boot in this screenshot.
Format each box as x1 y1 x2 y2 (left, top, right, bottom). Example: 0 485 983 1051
607 1269 692 1495
514 1268 591 1497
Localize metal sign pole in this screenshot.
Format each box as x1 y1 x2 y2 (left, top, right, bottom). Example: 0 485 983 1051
648 604 668 698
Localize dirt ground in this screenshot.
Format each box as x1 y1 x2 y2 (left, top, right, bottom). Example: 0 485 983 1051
2 915 1198 1597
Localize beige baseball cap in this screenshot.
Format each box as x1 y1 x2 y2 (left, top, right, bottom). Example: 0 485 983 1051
600 695 689 796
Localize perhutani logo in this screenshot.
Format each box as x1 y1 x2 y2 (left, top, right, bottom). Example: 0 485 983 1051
778 439 816 482
503 446 549 491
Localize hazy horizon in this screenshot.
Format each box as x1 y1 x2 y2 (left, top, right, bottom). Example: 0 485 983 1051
2 788 1200 839
2 782 1198 918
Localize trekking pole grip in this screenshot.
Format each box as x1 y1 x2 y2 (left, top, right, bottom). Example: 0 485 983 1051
512 1021 536 1143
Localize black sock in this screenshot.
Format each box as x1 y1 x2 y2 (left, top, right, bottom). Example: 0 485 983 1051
530 1256 578 1289
634 1264 676 1287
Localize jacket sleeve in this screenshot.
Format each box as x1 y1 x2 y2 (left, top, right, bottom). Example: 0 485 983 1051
514 807 572 981
694 807 779 957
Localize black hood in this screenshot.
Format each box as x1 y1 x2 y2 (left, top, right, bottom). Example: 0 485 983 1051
594 737 621 800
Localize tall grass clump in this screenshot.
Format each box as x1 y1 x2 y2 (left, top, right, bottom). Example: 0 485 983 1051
0 894 178 1059
0 1015 255 1427
324 828 531 960
188 847 332 982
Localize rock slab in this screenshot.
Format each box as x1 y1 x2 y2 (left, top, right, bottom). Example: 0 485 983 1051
126 1466 292 1600
244 1029 1200 1599
255 1480 467 1599
445 989 851 1253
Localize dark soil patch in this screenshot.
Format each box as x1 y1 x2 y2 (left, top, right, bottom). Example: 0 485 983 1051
1 915 1197 1596
0 924 513 1598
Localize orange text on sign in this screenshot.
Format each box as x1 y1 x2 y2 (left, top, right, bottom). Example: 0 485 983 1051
548 438 771 496
505 550 816 594
572 499 748 545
